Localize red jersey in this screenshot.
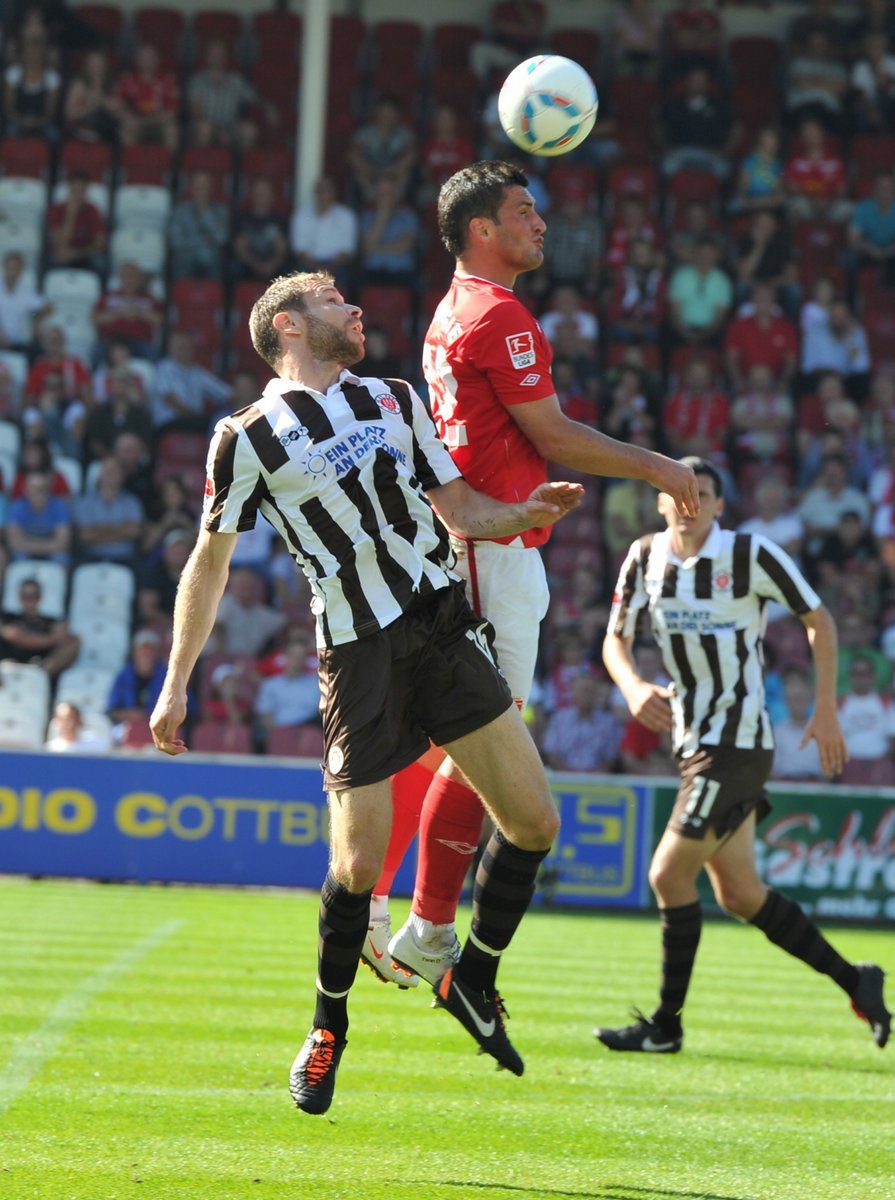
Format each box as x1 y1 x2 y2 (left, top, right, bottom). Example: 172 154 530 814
26 354 91 399
116 70 179 116
423 273 556 547
785 152 846 199
725 313 798 377
663 388 730 448
48 199 105 252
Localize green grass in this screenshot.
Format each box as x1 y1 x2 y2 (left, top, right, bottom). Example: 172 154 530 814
0 878 892 1200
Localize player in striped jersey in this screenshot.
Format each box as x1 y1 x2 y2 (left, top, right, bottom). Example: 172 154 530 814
596 457 890 1054
149 271 585 1114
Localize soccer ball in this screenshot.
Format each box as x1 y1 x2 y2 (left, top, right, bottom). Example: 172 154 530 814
498 55 599 158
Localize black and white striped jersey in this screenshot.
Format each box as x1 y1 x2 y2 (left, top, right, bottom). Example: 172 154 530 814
607 523 821 757
202 370 463 647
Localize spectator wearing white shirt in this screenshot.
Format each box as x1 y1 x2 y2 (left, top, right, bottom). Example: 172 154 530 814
739 477 805 561
851 32 895 131
539 285 599 346
800 298 871 391
0 251 50 355
772 668 825 781
151 330 232 432
45 701 112 754
837 654 895 784
254 630 321 745
798 453 871 541
213 566 285 657
290 177 358 292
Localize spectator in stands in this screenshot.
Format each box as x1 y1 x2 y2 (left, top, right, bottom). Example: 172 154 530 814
151 329 231 432
231 177 289 284
800 297 871 390
347 94 417 203
606 195 662 275
837 652 895 783
25 323 93 407
168 169 229 282
469 0 547 81
93 261 163 362
2 27 61 138
45 701 113 754
666 198 721 269
358 325 403 380
540 285 599 346
73 455 144 565
668 237 733 346
0 361 20 421
837 611 892 693
62 47 120 145
107 428 154 511
107 628 169 733
663 356 730 460
418 105 476 207
614 641 671 776
0 250 50 356
772 668 825 781
253 629 321 746
729 364 795 471
542 672 623 772
137 526 194 625
739 476 805 560
663 0 723 77
848 0 895 49
116 40 179 151
799 401 874 490
788 0 850 50
734 212 796 311
21 364 86 461
7 470 71 565
611 0 662 77
603 365 655 445
660 66 738 179
289 176 358 291
784 119 850 223
187 37 279 152
851 32 895 131
0 575 79 678
608 238 666 344
849 171 895 285
10 435 69 498
84 370 153 461
799 453 871 547
140 475 196 560
538 179 603 297
46 171 107 273
213 566 285 658
92 336 149 405
805 507 880 587
603 470 665 567
358 176 419 287
730 128 786 214
784 31 848 131
548 561 605 648
725 282 799 391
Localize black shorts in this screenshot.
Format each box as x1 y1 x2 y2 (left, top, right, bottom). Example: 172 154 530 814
318 581 514 791
670 746 774 841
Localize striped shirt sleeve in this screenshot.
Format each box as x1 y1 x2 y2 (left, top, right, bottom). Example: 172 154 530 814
202 420 265 534
606 537 651 639
751 534 821 615
408 383 463 491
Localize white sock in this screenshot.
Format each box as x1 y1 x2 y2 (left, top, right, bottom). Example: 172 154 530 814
369 893 389 921
411 912 456 949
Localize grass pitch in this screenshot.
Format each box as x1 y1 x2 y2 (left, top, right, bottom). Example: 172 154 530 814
0 878 892 1200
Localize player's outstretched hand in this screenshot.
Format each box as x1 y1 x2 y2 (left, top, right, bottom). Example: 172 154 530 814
801 708 849 779
624 679 674 733
150 691 189 756
523 481 585 527
649 457 700 518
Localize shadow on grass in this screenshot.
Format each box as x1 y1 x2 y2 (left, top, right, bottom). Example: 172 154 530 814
409 1182 752 1200
687 1049 891 1076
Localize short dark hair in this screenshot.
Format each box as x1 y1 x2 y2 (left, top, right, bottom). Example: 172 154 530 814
248 271 334 370
437 160 530 258
679 455 724 499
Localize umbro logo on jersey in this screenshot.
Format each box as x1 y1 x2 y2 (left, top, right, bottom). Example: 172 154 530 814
520 373 541 386
376 392 401 414
506 331 536 369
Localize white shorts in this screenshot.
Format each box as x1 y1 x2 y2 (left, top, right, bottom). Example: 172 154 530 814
450 536 550 704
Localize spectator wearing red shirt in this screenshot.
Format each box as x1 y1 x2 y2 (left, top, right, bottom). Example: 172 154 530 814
116 41 179 151
730 364 796 469
93 261 164 362
608 238 666 344
663 356 730 459
47 172 107 273
419 105 475 206
784 119 850 222
725 282 799 391
25 323 94 406
11 435 72 498
664 0 723 80
606 196 663 274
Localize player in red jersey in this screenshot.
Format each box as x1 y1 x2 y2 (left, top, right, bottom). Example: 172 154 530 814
367 161 699 987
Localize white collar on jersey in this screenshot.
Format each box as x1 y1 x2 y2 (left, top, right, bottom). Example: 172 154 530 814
662 520 724 568
263 368 361 400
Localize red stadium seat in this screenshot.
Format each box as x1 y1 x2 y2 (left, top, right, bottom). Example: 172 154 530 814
794 220 846 270
251 10 302 63
666 168 722 226
191 9 244 51
851 134 895 197
229 279 266 368
170 276 225 320
372 20 424 69
550 28 602 75
430 68 481 122
369 63 422 108
133 6 185 59
78 4 126 40
240 147 293 210
670 344 724 383
192 721 254 755
606 342 661 372
729 35 782 82
0 136 51 180
58 138 113 183
357 284 414 359
179 145 233 200
605 163 660 212
865 309 895 373
155 428 209 468
120 143 174 187
548 162 599 203
267 723 325 759
431 23 480 71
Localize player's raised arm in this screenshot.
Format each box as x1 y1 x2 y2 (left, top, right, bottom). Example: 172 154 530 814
150 528 238 755
426 477 583 541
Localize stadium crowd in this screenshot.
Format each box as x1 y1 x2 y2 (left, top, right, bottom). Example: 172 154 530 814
0 0 894 785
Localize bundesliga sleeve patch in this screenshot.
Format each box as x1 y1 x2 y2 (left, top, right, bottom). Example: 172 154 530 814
505 331 536 369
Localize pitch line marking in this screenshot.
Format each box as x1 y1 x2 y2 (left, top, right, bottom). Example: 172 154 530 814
0 918 183 1115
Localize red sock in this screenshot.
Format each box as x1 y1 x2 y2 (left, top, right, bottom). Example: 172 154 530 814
374 759 433 895
414 776 484 924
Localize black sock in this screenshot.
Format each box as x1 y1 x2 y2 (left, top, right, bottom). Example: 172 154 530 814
457 829 548 994
750 889 859 996
653 901 702 1032
312 870 371 1040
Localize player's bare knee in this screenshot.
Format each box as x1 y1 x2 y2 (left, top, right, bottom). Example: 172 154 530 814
330 850 382 894
713 877 763 919
502 798 559 851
